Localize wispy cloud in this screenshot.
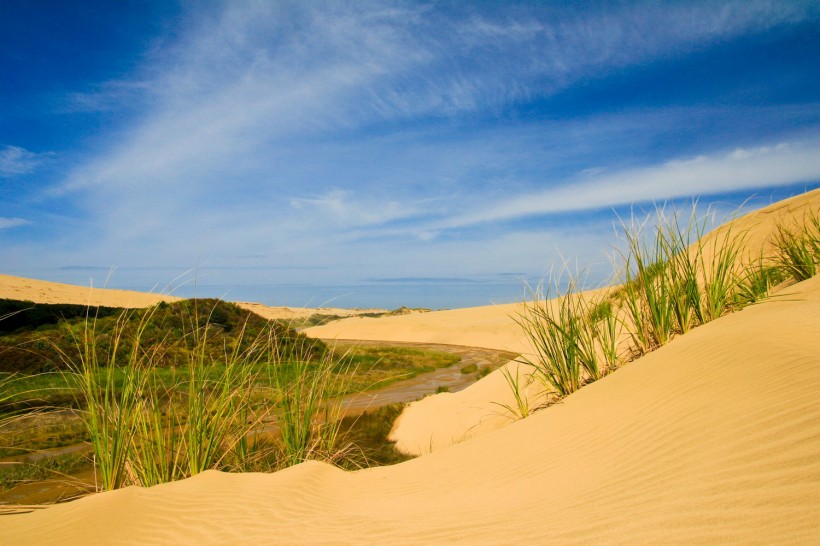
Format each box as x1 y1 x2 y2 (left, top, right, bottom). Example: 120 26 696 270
0 217 29 229
56 1 817 194
289 190 420 228
439 139 820 230
0 146 49 176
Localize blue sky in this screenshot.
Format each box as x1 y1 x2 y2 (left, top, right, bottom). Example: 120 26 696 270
2 1 819 309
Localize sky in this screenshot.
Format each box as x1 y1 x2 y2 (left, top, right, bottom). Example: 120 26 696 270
2 1 819 309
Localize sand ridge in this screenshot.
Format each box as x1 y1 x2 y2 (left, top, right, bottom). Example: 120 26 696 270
4 274 820 544
2 189 819 543
0 274 386 321
0 274 181 308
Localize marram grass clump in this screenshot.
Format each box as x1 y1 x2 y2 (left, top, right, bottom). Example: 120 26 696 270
56 300 355 491
513 200 820 413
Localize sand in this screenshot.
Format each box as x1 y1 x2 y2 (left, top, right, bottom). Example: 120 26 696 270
0 274 182 308
0 274 384 321
306 301 547 454
2 189 819 543
235 302 387 321
4 273 820 544
309 189 820 455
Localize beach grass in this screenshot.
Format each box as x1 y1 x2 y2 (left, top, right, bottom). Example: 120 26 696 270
2 301 468 492
39 301 355 490
269 343 357 468
492 365 532 420
772 208 820 282
511 200 819 411
615 205 749 356
514 274 607 397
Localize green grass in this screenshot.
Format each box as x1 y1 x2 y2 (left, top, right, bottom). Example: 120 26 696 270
460 363 478 374
515 274 615 397
2 310 461 491
732 260 787 307
2 345 460 413
267 348 355 468
616 206 747 356
337 403 414 468
0 410 88 458
772 208 820 282
33 301 339 491
0 298 323 375
509 198 820 416
492 365 532 420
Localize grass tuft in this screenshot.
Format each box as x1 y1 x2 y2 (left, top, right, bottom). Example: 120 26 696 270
508 198 819 418
515 272 614 398
772 208 820 282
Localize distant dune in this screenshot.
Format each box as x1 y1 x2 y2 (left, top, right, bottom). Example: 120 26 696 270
0 275 181 308
0 275 385 321
2 189 819 544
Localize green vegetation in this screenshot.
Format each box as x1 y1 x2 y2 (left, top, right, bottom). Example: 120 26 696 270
515 276 616 397
288 307 431 329
492 365 532 420
460 363 477 374
772 208 820 282
617 208 748 356
269 350 355 468
0 298 321 375
338 403 414 468
0 410 87 458
513 201 820 412
1 301 463 494
1 344 460 412
0 300 121 336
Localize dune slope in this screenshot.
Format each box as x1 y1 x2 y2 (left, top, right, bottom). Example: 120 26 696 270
4 274 820 544
305 302 530 352
0 274 181 308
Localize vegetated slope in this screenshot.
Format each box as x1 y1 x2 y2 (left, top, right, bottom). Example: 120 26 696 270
380 189 820 454
0 298 323 374
4 267 820 544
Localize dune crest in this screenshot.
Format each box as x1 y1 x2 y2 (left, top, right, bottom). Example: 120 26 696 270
0 274 180 308
4 273 820 544
3 190 819 543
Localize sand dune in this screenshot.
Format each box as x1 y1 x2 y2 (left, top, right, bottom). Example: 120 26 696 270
306 302 542 454
0 274 384 321
4 273 820 544
306 301 531 352
0 274 181 308
2 190 819 543
235 302 387 321
309 189 820 455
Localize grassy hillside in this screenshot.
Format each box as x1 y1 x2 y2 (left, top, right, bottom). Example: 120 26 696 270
0 298 323 374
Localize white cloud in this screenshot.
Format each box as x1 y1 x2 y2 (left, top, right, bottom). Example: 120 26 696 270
289 190 415 227
0 217 29 229
55 1 817 196
440 139 820 229
0 146 47 176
